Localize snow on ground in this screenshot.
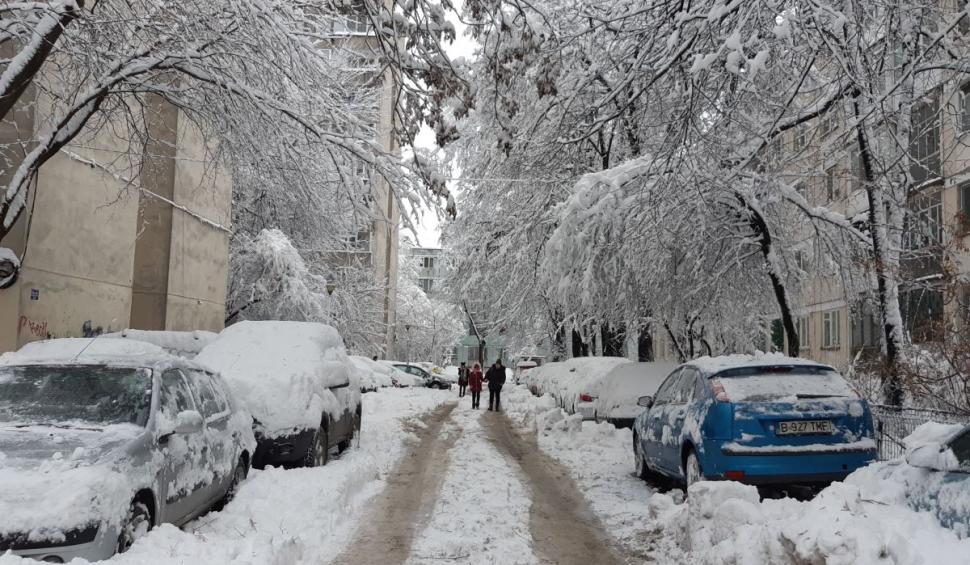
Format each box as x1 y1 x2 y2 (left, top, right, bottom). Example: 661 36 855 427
406 400 537 565
502 384 970 565
502 385 662 558
0 388 452 565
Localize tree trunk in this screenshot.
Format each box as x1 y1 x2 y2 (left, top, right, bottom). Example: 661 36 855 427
852 100 905 405
0 1 85 122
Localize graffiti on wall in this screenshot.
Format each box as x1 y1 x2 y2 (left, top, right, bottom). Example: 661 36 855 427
81 320 105 338
18 316 48 339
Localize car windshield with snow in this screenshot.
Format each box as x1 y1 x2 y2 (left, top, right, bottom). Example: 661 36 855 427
0 338 255 562
196 321 362 469
632 354 877 489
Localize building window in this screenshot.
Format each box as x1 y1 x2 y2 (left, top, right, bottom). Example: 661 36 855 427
418 278 433 293
961 182 970 221
793 127 807 150
797 316 810 350
421 256 435 269
332 2 370 35
910 94 941 183
825 166 838 200
959 82 970 135
822 310 841 349
851 302 879 350
901 287 944 343
818 109 836 138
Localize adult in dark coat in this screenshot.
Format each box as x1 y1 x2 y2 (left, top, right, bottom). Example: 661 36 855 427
484 360 507 412
468 363 484 409
457 362 469 397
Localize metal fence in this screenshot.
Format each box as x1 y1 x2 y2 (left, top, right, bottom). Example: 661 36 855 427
870 404 970 460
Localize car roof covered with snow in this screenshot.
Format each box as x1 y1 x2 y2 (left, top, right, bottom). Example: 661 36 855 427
0 337 193 369
101 329 217 358
686 353 834 376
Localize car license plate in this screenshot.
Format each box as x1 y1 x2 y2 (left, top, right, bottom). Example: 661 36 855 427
777 420 833 435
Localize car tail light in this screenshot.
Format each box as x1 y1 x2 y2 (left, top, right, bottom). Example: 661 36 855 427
710 379 730 402
724 470 746 480
579 393 594 402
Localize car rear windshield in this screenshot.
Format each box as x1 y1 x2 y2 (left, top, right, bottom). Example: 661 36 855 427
0 365 152 428
714 366 855 403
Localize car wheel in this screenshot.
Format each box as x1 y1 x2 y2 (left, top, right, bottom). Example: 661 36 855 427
219 457 248 508
685 449 703 489
304 426 329 467
338 411 361 454
117 499 153 553
634 435 650 480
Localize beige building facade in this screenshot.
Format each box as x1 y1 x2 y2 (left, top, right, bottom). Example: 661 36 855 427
0 90 232 353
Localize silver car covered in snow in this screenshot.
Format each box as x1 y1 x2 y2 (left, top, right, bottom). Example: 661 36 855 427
0 338 256 562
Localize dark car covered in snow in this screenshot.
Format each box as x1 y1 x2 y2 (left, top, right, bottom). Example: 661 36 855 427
197 321 361 469
0 338 255 561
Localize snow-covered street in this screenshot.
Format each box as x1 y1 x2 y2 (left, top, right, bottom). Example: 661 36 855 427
3 381 970 565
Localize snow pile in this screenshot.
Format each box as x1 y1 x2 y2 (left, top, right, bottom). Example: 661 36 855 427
102 329 217 358
647 476 970 564
196 321 357 437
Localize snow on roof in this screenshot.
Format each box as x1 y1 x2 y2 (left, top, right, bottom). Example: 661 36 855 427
0 337 179 367
101 329 217 358
687 352 833 375
196 321 352 435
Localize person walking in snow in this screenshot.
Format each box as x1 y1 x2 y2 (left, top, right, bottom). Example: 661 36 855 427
457 361 469 397
468 363 484 409
485 360 507 412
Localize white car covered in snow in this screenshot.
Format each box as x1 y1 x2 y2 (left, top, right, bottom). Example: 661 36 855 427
350 355 396 392
197 321 361 469
592 362 679 428
0 338 255 561
547 357 633 419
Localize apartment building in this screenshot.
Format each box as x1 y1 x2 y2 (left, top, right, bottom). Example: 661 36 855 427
774 66 970 368
404 246 446 294
0 92 232 352
319 5 401 355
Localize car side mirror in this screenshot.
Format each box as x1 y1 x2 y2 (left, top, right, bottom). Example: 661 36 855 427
637 395 654 408
174 410 204 434
906 442 960 472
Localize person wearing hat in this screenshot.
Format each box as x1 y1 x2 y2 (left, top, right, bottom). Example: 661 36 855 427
457 361 469 397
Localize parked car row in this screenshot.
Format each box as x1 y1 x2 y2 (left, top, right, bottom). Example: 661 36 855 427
0 321 361 562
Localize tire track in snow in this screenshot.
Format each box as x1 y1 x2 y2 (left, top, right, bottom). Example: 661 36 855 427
482 412 630 565
406 403 539 565
330 401 458 565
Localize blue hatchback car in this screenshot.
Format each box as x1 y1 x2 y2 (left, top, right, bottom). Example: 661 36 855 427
632 355 877 488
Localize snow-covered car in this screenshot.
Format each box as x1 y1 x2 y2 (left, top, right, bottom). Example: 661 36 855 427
350 356 395 392
522 361 562 396
870 422 970 535
378 362 422 387
196 321 361 469
389 362 432 386
0 338 255 562
633 354 877 488
514 360 537 385
101 329 217 359
551 357 633 418
592 362 678 428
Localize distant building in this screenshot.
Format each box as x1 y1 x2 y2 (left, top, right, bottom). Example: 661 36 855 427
405 246 446 295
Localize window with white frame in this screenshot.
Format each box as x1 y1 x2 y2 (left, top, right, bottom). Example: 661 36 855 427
797 316 810 349
825 166 838 200
822 310 841 349
959 82 970 135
